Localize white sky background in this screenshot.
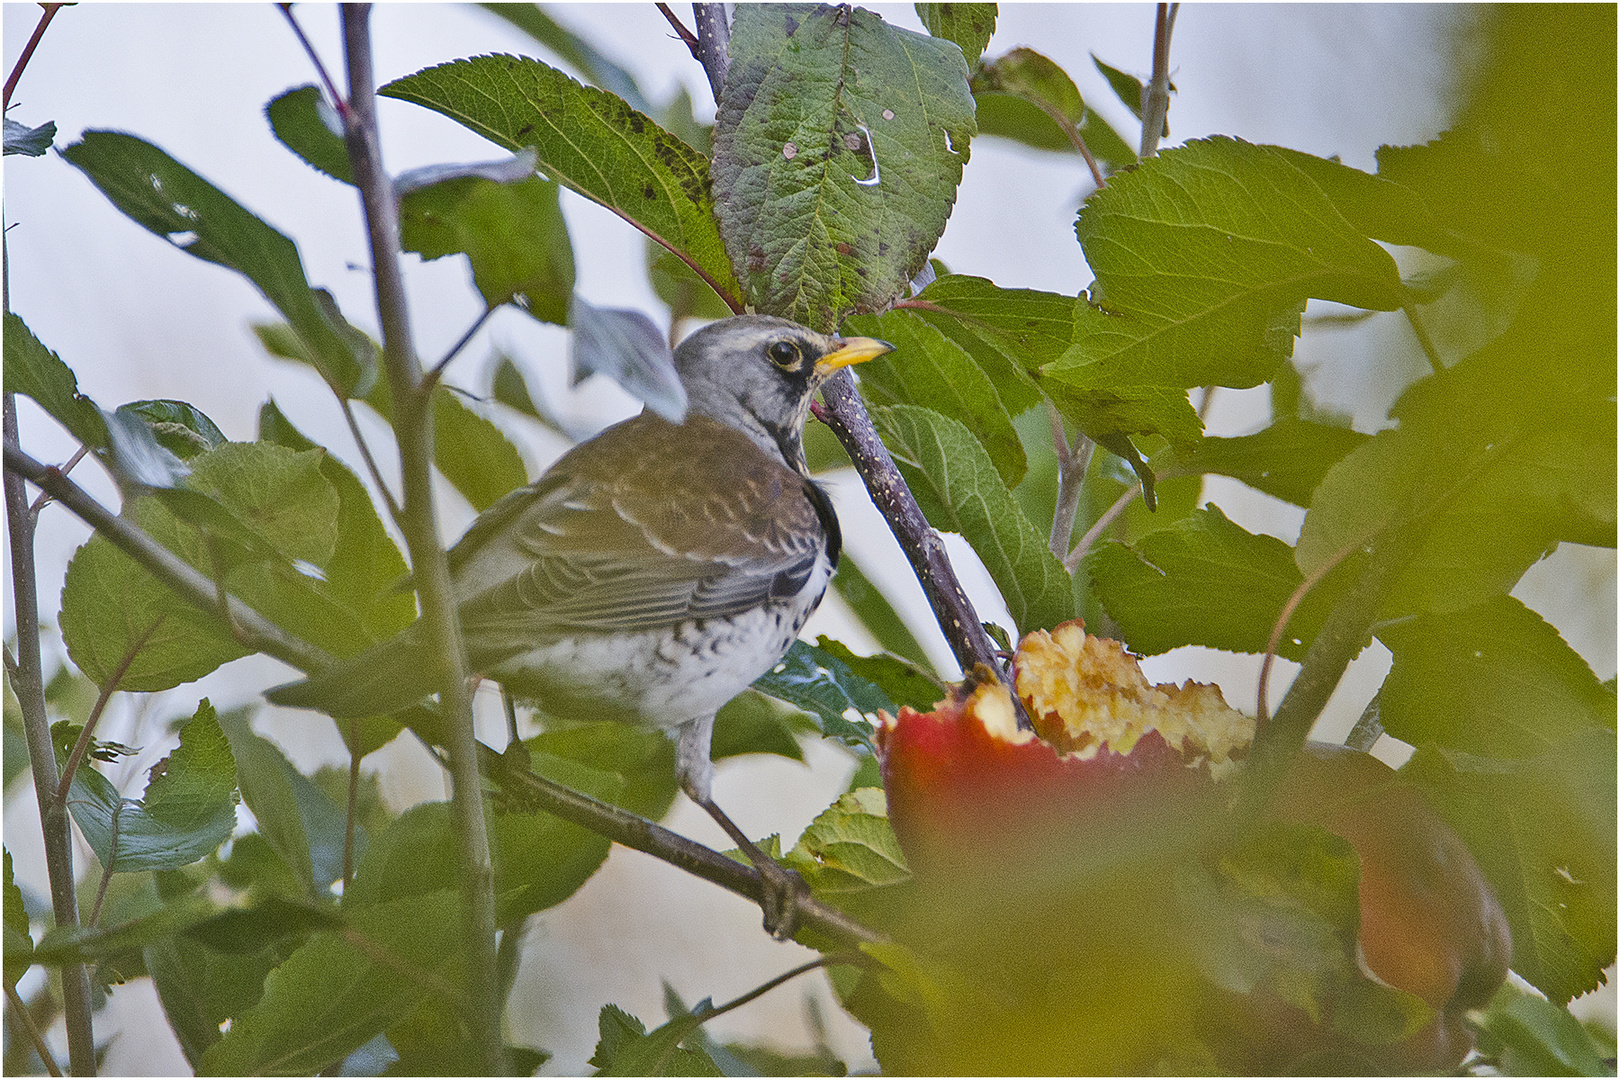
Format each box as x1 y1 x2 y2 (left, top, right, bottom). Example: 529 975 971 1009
3 3 1613 1074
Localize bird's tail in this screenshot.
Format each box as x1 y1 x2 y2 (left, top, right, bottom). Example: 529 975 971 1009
265 632 448 719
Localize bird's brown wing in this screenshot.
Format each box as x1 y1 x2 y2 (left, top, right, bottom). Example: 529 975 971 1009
446 414 827 662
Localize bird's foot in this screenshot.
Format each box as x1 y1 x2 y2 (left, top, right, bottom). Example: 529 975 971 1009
750 852 810 941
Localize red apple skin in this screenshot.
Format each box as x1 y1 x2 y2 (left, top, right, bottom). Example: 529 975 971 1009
875 682 1511 1074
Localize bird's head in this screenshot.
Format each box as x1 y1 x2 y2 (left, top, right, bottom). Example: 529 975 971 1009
673 315 893 472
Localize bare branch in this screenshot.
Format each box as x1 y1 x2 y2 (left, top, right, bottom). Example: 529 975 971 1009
3 977 63 1077
1064 482 1139 573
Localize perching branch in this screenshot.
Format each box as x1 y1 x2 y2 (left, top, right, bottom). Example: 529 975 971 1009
337 6 502 1072
3 441 888 954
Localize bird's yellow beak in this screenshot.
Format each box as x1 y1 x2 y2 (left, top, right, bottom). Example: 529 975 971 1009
816 336 894 375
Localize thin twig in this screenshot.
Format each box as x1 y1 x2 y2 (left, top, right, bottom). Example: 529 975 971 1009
652 957 847 1073
1046 402 1095 561
2 4 64 113
1403 303 1444 375
656 3 701 59
1064 482 1139 573
339 396 400 522
86 805 122 928
53 618 163 806
3 978 62 1078
1255 536 1367 725
27 445 87 515
424 305 496 387
339 7 501 1070
1139 3 1177 158
277 4 348 123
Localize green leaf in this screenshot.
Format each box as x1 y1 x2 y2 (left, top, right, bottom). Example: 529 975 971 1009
4 116 56 156
119 400 229 460
1093 55 1148 123
1402 730 1616 1004
524 721 678 822
400 172 575 323
1378 596 1615 758
589 1003 722 1077
381 55 742 311
1471 982 1612 1076
346 753 618 926
711 691 810 764
478 3 654 115
4 849 33 974
812 636 942 713
753 639 896 751
1297 337 1615 618
907 274 1200 444
1179 822 1435 1046
31 891 220 968
828 554 932 669
4 312 110 450
257 401 414 647
971 48 1136 173
712 4 976 329
219 710 351 898
60 504 252 693
847 310 1026 486
784 788 910 894
199 890 460 1076
265 85 351 183
1177 417 1368 508
914 3 997 66
1084 505 1348 661
647 241 734 323
1056 137 1408 397
870 404 1076 632
60 131 375 396
63 701 239 874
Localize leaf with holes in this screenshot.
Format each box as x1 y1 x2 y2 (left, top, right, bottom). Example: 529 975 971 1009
713 4 975 329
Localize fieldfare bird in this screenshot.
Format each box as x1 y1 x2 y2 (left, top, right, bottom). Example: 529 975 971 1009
267 315 893 936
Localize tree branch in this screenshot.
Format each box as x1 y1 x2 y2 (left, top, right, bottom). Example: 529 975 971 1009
4 430 97 1075
3 977 62 1078
337 7 502 1072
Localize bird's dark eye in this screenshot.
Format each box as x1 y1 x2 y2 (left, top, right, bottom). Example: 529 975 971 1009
767 340 801 369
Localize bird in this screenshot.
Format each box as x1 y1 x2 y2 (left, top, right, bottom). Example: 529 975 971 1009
267 314 894 937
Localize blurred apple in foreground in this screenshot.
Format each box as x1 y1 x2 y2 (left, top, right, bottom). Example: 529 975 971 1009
869 620 1509 1073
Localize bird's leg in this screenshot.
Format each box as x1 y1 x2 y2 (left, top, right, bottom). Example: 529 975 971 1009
674 715 809 940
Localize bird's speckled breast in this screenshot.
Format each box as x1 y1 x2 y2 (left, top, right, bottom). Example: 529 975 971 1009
487 550 833 728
